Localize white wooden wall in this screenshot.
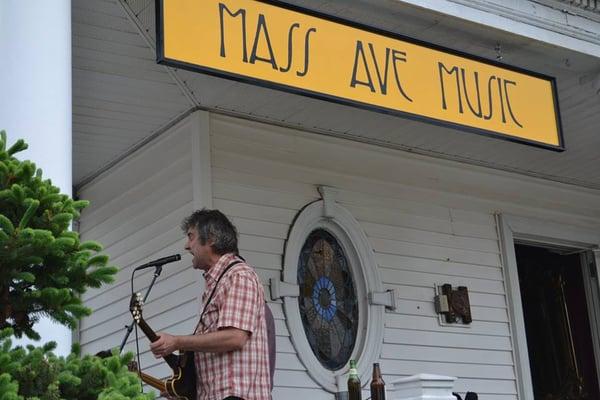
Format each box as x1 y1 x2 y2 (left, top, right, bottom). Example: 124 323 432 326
78 111 600 400
209 113 599 400
208 115 506 400
78 115 200 381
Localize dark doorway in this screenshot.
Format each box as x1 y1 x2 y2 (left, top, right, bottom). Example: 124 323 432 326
515 244 600 400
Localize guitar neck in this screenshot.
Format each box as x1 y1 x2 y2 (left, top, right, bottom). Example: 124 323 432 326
137 318 159 342
136 370 166 393
136 317 180 370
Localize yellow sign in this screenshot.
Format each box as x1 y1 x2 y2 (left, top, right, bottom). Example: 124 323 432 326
157 0 564 150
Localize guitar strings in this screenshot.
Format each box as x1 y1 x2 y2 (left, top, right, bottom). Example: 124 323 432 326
134 322 143 393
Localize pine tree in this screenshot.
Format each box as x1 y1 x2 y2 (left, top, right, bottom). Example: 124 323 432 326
0 131 118 339
0 372 20 400
0 131 154 398
0 328 154 399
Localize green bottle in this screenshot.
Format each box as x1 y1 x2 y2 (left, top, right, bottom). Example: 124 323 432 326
348 359 362 400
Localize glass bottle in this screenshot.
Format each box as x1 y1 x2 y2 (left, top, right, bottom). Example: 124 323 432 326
370 363 385 400
347 359 362 400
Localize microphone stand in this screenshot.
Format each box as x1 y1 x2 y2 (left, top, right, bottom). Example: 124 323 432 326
119 265 164 354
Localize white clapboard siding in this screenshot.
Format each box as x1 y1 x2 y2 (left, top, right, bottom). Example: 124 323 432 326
83 238 187 309
384 328 512 351
213 198 299 225
209 113 525 399
382 343 513 365
363 221 500 253
77 111 600 400
386 314 509 337
80 160 191 238
381 269 504 296
276 353 308 371
78 116 198 382
376 253 503 281
276 336 296 354
372 238 501 268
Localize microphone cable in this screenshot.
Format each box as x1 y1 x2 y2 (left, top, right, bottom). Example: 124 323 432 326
130 267 144 394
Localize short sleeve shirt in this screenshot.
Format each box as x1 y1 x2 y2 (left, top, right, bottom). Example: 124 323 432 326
194 253 271 400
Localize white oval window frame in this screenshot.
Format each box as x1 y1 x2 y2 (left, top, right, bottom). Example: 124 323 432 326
282 198 385 393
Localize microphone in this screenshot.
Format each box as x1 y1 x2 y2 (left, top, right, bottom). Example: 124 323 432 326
134 254 181 271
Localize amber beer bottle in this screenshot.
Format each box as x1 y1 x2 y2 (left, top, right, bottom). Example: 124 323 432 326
370 363 385 400
347 359 362 400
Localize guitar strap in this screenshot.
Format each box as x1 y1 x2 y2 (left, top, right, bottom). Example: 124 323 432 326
194 259 243 334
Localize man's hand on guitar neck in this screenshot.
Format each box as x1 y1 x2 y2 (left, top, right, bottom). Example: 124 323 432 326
150 332 179 358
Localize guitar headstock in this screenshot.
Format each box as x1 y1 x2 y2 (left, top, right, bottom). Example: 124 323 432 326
129 292 144 323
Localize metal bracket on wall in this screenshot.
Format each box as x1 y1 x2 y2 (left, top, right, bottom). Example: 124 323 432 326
269 279 299 301
368 289 398 310
317 185 337 218
434 283 472 324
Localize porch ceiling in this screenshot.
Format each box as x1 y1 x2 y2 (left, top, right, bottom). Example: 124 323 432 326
72 0 600 191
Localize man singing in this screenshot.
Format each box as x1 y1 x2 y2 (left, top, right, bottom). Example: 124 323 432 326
150 209 271 400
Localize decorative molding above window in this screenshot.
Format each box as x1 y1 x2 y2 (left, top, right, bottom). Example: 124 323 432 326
275 187 385 393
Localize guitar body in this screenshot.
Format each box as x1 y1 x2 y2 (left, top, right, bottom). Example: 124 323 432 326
164 351 196 400
130 293 197 400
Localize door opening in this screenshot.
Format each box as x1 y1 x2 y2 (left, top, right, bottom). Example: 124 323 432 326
515 244 600 400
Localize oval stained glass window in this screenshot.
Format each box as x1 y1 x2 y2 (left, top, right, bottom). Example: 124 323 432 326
297 229 359 370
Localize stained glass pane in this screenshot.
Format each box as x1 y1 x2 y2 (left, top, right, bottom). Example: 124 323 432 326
298 229 359 371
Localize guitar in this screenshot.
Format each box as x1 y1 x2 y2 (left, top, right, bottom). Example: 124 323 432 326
127 360 167 394
129 293 197 400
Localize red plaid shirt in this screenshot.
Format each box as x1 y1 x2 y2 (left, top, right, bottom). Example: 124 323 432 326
194 253 271 400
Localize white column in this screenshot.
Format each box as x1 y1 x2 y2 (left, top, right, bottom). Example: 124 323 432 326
0 0 72 356
389 374 457 400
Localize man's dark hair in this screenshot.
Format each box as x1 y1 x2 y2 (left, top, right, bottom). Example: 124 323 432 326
181 209 239 255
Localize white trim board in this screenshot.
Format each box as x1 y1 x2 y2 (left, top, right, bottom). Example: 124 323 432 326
497 213 600 400
191 110 212 210
397 0 600 57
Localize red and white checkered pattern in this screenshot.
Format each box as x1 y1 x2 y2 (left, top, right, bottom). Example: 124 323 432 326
194 253 271 400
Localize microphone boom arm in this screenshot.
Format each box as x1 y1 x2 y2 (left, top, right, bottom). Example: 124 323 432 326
118 254 181 354
119 266 162 354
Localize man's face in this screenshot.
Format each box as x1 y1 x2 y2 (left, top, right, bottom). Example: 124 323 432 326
185 227 213 271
